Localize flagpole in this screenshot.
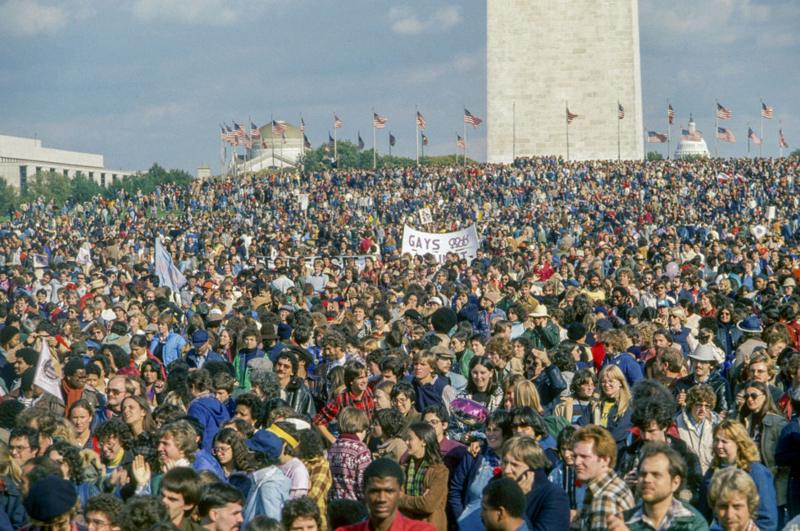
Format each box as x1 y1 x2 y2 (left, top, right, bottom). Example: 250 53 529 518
512 101 516 162
759 100 764 158
415 106 419 166
747 122 751 156
779 119 784 158
373 109 377 169
714 102 719 158
463 109 467 166
666 101 671 160
333 113 338 164
617 100 621 161
565 101 570 162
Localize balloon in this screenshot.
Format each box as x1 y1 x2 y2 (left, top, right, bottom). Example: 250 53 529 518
666 261 679 279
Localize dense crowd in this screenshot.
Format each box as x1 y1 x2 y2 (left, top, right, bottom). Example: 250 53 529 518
0 155 798 531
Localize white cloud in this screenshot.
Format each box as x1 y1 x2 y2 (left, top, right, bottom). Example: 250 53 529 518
131 0 243 25
0 0 67 36
389 5 462 35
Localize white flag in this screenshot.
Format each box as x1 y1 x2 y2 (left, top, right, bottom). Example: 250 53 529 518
155 237 187 294
35 340 64 404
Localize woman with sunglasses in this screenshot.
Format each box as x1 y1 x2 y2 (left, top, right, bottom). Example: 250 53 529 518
737 379 788 520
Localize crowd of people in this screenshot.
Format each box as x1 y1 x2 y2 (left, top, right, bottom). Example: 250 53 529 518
0 154 798 530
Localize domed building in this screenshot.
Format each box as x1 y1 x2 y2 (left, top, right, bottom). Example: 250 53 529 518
674 116 709 159
237 122 306 171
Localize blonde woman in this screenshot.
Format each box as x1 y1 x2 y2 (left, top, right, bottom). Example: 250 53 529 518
511 379 544 414
0 444 25 527
591 365 632 447
701 419 777 530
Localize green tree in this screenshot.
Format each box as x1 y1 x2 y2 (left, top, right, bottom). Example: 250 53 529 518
0 179 19 216
646 151 664 161
22 171 72 206
790 148 800 158
70 173 103 203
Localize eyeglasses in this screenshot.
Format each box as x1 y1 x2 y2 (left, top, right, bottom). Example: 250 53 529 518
108 388 125 395
9 445 29 454
745 393 763 400
213 445 232 454
693 403 712 410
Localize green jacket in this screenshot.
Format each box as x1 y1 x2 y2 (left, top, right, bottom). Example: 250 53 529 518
623 499 709 531
521 321 560 351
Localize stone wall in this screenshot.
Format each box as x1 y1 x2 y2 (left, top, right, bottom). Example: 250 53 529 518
487 0 643 162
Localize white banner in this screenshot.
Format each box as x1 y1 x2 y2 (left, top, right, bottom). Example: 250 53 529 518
35 341 64 404
401 224 479 264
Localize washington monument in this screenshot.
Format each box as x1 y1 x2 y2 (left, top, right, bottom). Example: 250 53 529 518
487 0 644 161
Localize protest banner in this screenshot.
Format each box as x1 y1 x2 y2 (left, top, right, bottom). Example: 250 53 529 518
401 224 479 264
35 340 64 403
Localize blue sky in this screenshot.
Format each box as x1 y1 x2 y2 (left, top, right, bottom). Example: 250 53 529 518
0 0 797 173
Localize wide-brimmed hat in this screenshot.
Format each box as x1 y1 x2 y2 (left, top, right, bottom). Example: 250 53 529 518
530 306 549 318
689 343 718 362
736 315 763 334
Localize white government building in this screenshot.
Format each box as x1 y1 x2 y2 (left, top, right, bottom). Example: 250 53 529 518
0 134 138 190
674 117 710 159
234 122 305 172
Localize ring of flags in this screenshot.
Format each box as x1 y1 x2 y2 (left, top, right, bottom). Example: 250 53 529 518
217 100 790 156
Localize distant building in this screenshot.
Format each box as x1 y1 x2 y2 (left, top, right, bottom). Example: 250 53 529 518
234 122 305 172
674 117 710 159
487 0 644 161
197 165 211 179
0 134 137 190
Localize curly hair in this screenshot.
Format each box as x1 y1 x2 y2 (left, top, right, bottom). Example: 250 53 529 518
296 429 326 460
685 384 717 411
95 418 134 450
373 408 406 439
281 496 322 530
117 496 170 531
47 441 84 483
214 427 257 473
485 336 514 361
631 397 675 431
85 493 124 525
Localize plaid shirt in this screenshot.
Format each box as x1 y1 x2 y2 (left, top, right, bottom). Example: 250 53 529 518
313 388 375 425
327 433 372 501
572 470 634 530
624 498 698 530
304 455 332 530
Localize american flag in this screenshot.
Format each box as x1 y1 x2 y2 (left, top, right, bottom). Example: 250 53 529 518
416 111 426 130
328 132 335 146
272 120 288 136
303 134 311 149
748 127 762 145
250 122 261 139
647 131 668 143
717 126 736 143
389 133 396 147
373 113 387 129
421 133 429 146
227 125 239 145
233 122 246 138
618 103 625 120
357 132 364 150
566 107 578 124
243 135 253 149
334 114 343 129
761 102 774 119
281 131 287 144
464 108 482 127
716 103 732 120
667 104 675 125
681 129 703 141
220 125 228 142
779 129 789 149
456 134 465 149
300 116 305 133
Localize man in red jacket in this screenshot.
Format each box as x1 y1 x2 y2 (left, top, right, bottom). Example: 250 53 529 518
336 458 434 531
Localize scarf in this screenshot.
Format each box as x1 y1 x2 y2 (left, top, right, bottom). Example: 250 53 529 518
404 458 429 497
61 380 84 412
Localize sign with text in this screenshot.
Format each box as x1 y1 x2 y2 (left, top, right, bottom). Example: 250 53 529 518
401 224 479 263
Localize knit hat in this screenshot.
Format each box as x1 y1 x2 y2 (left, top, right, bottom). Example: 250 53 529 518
24 474 77 522
567 322 587 342
430 307 457 335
